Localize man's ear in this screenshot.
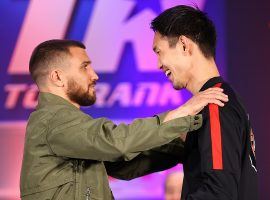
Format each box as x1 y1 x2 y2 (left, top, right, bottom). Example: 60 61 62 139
179 35 192 55
49 69 65 87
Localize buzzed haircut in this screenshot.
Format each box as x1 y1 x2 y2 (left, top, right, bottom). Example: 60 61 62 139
151 5 217 58
29 39 85 83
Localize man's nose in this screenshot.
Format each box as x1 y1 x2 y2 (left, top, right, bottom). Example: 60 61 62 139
93 72 99 81
90 70 99 81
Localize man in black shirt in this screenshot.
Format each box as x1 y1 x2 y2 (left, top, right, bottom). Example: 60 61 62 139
150 5 258 200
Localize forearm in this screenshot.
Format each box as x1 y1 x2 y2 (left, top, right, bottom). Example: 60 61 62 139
105 149 180 180
47 108 202 162
87 115 197 161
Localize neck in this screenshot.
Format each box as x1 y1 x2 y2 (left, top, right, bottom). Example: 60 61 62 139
186 56 220 94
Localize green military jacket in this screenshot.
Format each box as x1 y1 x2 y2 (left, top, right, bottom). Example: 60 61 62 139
20 92 202 200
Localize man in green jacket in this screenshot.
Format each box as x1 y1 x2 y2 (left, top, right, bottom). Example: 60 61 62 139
20 39 228 200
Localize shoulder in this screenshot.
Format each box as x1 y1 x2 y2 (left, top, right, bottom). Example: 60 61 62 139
220 82 248 121
201 82 247 124
51 105 93 125
29 104 92 128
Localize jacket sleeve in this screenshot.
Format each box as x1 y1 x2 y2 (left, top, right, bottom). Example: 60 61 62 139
185 104 242 200
104 137 185 180
46 107 202 162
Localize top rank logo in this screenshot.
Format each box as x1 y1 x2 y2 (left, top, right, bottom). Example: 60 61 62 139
2 0 206 120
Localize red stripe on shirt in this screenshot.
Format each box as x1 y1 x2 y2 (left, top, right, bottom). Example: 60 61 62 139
209 83 223 169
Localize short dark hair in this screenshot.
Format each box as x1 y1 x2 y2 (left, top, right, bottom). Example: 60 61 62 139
151 5 216 58
29 39 85 83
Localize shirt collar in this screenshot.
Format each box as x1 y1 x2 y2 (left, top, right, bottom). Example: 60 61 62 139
36 92 78 110
199 76 224 92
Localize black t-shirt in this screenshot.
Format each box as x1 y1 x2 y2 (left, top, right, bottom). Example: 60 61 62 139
182 77 258 200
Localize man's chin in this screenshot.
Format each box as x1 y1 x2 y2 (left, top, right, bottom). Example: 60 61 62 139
83 94 96 106
71 94 96 107
79 99 96 107
173 84 183 90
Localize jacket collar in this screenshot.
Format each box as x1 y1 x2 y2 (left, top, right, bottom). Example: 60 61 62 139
36 92 78 110
199 76 224 92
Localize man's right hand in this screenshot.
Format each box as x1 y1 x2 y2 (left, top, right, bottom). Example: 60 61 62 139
163 88 228 122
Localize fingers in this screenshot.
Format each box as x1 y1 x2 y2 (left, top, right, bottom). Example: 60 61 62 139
204 87 223 92
205 93 228 103
170 87 229 117
207 99 225 107
200 88 228 103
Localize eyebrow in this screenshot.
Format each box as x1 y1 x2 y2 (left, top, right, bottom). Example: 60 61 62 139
81 60 91 66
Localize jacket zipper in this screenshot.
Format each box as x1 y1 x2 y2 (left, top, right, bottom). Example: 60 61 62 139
85 187 91 200
73 160 79 200
80 160 91 200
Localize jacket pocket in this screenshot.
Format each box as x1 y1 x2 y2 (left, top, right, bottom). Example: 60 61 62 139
21 181 74 200
52 181 75 200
